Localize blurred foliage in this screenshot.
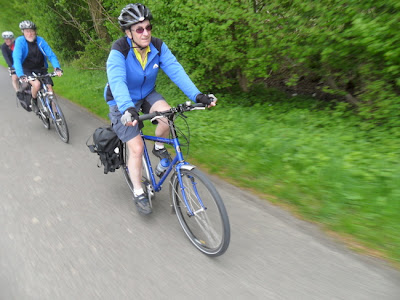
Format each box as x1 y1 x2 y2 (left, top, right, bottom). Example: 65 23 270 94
143 0 400 130
11 0 91 60
2 0 399 128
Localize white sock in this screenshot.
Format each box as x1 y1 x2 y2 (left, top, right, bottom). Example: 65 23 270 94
155 143 164 150
134 188 144 196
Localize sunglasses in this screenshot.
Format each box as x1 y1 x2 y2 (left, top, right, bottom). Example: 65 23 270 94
134 25 152 34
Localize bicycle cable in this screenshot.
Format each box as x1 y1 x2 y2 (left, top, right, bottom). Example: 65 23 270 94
156 112 191 156
175 113 190 156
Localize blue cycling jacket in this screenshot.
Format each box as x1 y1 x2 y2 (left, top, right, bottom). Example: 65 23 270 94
12 36 61 77
105 36 201 114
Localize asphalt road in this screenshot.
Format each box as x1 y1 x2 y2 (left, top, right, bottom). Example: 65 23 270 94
1 66 400 300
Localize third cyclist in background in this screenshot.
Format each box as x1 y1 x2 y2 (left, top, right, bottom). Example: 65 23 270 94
1 31 19 92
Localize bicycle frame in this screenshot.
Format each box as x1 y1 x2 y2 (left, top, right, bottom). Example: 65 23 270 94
37 80 57 121
141 134 186 191
25 71 69 143
140 123 205 216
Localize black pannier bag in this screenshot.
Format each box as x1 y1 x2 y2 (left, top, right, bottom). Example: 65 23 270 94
87 126 123 174
16 85 32 112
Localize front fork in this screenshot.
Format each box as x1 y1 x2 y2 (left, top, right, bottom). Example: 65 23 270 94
171 164 206 216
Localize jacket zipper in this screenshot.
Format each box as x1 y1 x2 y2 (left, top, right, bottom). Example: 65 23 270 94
141 72 146 100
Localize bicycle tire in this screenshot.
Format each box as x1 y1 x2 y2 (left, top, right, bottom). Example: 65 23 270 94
122 143 133 193
170 168 230 256
52 97 69 143
37 94 50 130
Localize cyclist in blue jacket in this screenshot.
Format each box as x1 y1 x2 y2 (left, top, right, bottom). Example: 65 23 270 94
13 20 63 113
105 3 216 215
1 31 19 92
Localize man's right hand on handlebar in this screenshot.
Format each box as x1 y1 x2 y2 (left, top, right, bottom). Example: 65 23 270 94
196 93 217 107
121 107 139 126
19 75 28 83
8 67 16 75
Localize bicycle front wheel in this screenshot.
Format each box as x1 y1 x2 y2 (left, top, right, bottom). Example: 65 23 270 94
52 97 69 143
171 168 230 256
37 95 50 130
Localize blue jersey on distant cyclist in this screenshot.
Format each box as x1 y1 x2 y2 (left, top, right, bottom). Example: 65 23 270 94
104 35 201 114
13 35 61 78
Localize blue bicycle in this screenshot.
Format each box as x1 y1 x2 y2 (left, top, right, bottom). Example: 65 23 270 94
121 101 230 256
27 72 69 143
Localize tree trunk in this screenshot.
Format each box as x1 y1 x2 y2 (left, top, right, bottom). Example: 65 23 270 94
238 69 249 92
326 76 359 106
87 0 110 42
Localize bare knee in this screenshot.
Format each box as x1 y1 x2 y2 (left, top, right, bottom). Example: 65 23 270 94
150 100 170 113
151 100 171 135
32 80 40 88
127 137 144 159
157 118 170 131
31 81 40 93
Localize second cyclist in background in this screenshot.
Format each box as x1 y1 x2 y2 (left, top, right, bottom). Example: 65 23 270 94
12 20 63 114
1 31 19 92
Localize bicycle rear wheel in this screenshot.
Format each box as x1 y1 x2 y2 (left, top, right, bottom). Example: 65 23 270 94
37 95 50 130
171 168 230 256
122 143 133 193
52 97 69 143
121 143 154 203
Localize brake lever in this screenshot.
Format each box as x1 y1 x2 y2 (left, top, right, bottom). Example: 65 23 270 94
150 115 164 123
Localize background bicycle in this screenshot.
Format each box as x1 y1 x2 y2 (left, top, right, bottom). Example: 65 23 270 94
26 72 69 143
121 101 230 257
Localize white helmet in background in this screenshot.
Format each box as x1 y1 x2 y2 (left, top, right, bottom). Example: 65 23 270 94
2 31 14 39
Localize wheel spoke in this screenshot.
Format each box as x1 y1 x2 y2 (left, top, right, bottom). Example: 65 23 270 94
182 181 222 247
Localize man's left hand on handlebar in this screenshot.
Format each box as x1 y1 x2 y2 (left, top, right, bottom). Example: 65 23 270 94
55 68 63 77
196 93 217 107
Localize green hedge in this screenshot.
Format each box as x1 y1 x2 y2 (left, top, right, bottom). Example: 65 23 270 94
5 0 399 131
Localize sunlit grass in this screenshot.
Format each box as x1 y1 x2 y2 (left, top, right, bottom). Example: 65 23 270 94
54 64 109 119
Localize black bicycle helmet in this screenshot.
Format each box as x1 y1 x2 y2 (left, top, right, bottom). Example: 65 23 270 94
19 20 37 30
2 31 14 39
118 3 152 31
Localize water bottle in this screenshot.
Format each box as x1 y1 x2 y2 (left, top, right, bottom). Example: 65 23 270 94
155 158 170 177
